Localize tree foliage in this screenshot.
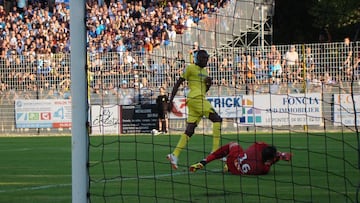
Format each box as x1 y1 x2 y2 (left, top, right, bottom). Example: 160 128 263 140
273 0 360 43
310 0 360 28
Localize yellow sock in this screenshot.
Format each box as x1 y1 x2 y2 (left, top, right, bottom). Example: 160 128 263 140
173 134 189 157
212 122 221 152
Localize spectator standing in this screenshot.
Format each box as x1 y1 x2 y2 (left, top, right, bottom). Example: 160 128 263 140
339 37 353 82
267 45 282 83
253 50 265 84
147 58 158 87
168 24 177 46
115 39 126 60
219 56 232 86
245 54 255 91
189 41 199 63
117 80 134 105
304 47 316 75
282 45 299 83
158 56 170 87
161 25 170 47
302 46 321 87
156 86 169 134
183 14 195 43
174 51 185 72
138 76 153 104
170 51 185 87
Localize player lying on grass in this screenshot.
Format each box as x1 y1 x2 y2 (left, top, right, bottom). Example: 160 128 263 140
190 142 292 175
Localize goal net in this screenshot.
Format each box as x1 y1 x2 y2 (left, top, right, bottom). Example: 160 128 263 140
87 1 359 202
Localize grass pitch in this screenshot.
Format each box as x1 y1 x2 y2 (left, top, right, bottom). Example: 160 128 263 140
0 132 358 203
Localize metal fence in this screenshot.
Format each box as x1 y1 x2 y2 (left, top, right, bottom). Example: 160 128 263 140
0 41 359 134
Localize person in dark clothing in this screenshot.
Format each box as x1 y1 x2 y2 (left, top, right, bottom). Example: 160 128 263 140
156 86 169 134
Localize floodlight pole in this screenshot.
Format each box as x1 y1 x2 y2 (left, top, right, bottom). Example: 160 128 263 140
260 4 268 51
256 3 268 51
70 0 88 203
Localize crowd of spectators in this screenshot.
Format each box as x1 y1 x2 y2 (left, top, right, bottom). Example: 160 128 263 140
210 41 359 95
0 0 227 103
0 0 358 105
85 0 228 54
0 0 227 56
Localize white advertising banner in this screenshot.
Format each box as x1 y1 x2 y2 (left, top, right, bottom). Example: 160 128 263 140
169 96 243 119
15 99 72 128
169 97 187 119
238 93 322 126
333 94 360 126
169 94 322 126
91 105 120 135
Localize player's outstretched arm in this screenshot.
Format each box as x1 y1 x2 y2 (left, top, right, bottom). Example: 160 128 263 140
168 77 185 111
170 77 185 101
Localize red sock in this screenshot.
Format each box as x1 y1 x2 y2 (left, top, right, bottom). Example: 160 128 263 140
206 142 233 162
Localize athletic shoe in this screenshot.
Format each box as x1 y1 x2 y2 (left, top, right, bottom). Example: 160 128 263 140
189 162 204 172
167 154 178 169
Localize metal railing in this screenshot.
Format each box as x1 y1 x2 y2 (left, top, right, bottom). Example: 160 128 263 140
0 41 359 134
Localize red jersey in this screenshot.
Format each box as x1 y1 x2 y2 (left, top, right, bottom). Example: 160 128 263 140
226 142 271 175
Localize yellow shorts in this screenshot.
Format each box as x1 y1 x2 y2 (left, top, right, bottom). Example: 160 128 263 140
186 96 216 124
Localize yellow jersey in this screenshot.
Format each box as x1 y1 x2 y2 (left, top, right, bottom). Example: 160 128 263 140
181 64 208 99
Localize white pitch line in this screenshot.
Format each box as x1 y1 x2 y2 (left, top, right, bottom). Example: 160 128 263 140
0 169 223 193
0 183 71 193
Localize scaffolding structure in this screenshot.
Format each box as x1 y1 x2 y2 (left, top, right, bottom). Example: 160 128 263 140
169 0 275 60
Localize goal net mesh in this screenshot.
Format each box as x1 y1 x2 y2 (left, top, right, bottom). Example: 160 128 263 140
87 1 359 202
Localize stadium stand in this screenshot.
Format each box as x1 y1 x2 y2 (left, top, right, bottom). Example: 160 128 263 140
0 0 359 133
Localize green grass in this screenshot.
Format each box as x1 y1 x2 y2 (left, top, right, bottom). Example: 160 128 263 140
0 132 358 203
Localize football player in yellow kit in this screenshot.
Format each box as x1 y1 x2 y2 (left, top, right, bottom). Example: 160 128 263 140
167 50 222 170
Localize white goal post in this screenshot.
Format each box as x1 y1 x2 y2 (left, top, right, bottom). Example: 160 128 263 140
70 0 88 203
